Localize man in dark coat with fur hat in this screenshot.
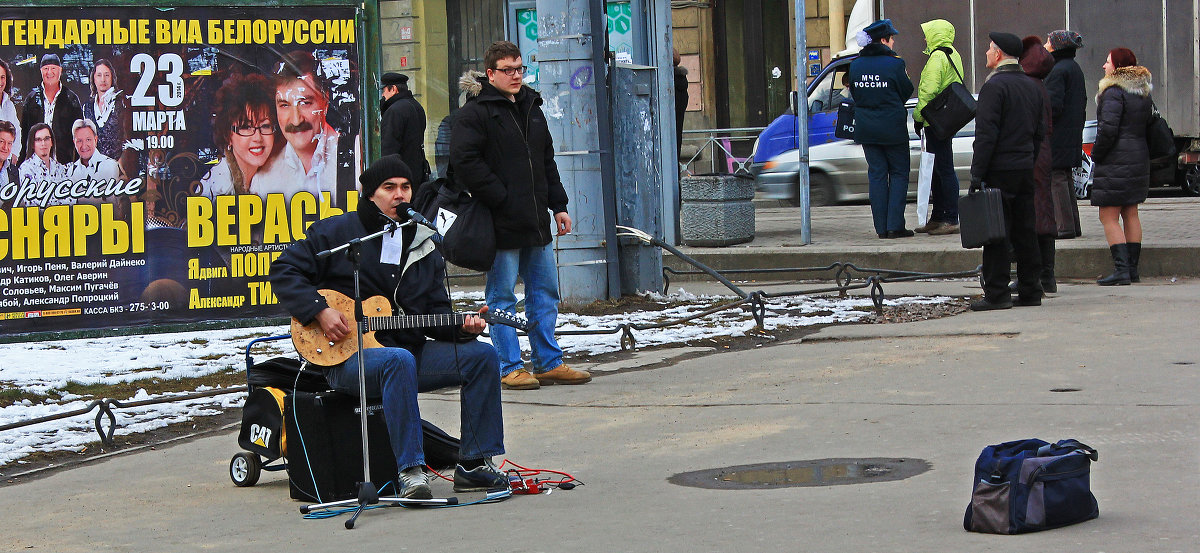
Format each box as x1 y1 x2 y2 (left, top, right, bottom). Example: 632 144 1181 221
269 155 509 499
380 72 430 184
969 32 1046 311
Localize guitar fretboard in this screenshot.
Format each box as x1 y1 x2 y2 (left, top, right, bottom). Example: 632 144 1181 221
363 313 468 331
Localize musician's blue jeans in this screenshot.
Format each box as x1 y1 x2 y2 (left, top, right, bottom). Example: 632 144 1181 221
485 243 564 376
329 339 505 474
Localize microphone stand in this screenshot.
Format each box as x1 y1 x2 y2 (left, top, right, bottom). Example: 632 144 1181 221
299 219 458 529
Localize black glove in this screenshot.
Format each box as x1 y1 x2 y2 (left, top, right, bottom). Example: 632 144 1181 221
914 121 924 137
969 177 983 193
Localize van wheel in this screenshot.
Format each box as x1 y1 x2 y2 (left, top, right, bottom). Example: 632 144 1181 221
1181 164 1200 196
793 174 835 206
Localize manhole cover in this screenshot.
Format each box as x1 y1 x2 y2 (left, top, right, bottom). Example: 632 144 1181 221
668 458 930 490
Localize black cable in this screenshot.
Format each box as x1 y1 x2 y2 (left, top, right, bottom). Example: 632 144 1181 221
437 252 490 472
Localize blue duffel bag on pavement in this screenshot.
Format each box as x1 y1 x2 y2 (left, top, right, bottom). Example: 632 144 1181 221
964 438 1099 534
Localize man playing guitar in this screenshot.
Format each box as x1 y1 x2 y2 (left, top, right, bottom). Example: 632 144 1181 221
269 155 509 499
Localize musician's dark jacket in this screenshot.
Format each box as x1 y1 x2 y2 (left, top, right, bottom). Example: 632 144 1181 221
269 199 476 352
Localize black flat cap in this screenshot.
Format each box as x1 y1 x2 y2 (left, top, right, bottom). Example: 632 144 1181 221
989 32 1023 57
381 72 408 87
39 53 61 68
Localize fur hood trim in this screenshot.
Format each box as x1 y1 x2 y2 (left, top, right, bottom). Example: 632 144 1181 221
458 70 486 97
1098 66 1152 100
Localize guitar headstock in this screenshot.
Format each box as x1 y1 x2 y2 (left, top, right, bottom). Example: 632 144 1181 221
483 309 529 331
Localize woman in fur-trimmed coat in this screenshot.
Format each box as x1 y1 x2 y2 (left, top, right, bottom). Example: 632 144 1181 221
1090 48 1153 285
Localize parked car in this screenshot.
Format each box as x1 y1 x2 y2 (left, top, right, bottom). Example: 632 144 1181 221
757 99 1098 205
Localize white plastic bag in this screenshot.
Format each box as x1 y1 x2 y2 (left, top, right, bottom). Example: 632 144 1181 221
916 135 935 227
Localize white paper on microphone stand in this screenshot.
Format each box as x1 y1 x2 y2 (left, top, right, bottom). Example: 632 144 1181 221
916 135 935 227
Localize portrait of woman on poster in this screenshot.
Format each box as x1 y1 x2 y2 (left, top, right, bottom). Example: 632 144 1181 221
0 58 21 163
83 58 126 160
18 122 70 206
199 73 282 199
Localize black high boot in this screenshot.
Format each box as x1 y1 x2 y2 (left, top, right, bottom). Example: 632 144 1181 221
1097 243 1132 286
1127 242 1141 283
1038 234 1057 293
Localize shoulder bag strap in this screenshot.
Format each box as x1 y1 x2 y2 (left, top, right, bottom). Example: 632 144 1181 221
938 47 964 82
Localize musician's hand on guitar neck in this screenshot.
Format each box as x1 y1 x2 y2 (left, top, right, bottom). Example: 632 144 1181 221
461 306 489 335
316 307 351 342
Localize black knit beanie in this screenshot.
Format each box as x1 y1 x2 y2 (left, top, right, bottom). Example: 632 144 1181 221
358 154 413 200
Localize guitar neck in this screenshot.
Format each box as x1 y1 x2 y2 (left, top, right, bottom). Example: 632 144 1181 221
364 312 468 332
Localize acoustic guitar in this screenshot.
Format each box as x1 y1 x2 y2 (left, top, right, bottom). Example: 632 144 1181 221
291 289 527 366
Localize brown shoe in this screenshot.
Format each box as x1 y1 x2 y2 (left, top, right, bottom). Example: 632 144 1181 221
928 223 960 235
915 221 942 233
535 364 592 385
501 369 540 390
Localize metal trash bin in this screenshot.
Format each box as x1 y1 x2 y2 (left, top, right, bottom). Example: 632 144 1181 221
679 174 755 246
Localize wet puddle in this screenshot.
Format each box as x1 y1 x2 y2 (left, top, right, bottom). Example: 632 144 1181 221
669 458 930 490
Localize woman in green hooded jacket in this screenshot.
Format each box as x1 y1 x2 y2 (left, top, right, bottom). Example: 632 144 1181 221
912 19 965 235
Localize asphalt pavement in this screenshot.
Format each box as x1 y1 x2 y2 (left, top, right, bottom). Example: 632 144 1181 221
2 277 1197 552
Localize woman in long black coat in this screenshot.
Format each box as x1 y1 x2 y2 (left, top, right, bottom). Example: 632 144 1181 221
1090 47 1153 285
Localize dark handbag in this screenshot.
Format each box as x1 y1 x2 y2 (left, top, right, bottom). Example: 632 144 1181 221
920 48 976 141
1146 101 1176 160
419 176 497 272
959 185 1006 249
834 100 855 140
964 439 1099 534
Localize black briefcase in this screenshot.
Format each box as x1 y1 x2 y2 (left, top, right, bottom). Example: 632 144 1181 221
959 187 1006 249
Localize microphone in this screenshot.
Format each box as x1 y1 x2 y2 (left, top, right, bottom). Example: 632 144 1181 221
406 208 438 232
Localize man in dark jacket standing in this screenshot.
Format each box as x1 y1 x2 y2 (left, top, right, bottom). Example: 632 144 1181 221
380 72 430 184
849 19 915 239
450 40 591 390
269 155 509 498
21 54 83 165
969 32 1046 311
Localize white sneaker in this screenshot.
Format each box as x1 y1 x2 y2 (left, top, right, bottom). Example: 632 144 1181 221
398 466 432 499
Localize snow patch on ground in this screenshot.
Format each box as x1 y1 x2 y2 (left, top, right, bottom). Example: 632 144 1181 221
0 292 952 468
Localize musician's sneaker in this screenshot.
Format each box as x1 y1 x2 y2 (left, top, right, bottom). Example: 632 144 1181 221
534 364 592 385
453 458 510 492
501 368 540 390
398 466 432 499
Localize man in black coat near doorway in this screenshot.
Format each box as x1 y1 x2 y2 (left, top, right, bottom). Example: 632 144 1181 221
969 32 1046 311
380 72 430 184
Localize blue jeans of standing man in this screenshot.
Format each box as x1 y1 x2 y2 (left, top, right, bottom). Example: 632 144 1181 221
485 242 563 377
862 143 911 235
328 340 505 473
926 133 960 224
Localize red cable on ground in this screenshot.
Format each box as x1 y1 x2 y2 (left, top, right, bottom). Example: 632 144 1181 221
425 459 580 494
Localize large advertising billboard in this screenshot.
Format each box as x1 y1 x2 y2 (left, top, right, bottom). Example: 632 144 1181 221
0 6 363 333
